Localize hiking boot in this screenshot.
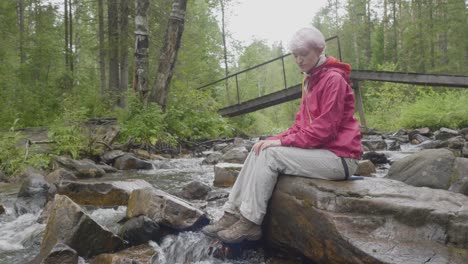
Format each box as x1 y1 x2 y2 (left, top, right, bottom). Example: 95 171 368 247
202 212 239 237
217 215 262 243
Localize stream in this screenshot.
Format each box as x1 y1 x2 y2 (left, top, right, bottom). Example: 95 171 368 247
0 158 267 264
0 149 414 264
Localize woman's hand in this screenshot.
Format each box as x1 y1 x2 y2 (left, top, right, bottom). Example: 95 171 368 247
252 139 282 155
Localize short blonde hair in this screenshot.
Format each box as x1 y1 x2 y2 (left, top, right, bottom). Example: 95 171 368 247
288 27 326 54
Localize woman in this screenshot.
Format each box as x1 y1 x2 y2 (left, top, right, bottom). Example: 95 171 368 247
202 26 362 243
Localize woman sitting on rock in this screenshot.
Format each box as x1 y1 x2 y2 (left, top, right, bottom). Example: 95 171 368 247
202 26 362 243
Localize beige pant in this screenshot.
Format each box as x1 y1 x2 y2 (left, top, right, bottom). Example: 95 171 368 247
223 147 358 225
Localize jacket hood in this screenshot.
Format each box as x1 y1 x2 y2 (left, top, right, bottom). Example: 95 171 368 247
312 56 351 82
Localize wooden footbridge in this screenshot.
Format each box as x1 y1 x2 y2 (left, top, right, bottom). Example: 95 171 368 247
196 36 468 129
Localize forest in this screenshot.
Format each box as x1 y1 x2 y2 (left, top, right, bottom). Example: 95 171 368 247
0 0 467 174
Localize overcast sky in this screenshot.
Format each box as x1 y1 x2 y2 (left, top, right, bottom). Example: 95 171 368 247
225 0 328 45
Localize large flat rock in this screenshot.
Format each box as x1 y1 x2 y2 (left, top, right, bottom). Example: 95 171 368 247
265 176 468 264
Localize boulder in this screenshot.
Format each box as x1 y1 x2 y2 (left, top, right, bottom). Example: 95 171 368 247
101 150 126 165
14 171 51 215
178 181 211 200
53 156 105 178
220 147 249 164
114 154 153 170
45 168 77 184
213 163 243 187
0 203 5 215
361 152 388 165
41 243 78 264
265 176 468 264
361 137 387 151
90 244 158 264
447 136 466 150
434 128 459 141
118 216 161 247
57 180 153 206
354 160 376 176
448 158 468 195
386 149 456 190
464 142 468 158
127 187 208 230
202 152 223 165
30 195 124 264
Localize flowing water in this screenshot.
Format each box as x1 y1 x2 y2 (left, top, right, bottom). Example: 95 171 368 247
0 158 266 264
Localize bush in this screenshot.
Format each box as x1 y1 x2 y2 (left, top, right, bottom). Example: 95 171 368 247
117 93 173 146
397 89 468 130
0 120 49 176
48 96 90 159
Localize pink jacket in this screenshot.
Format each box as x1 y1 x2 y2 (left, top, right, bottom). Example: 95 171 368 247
270 57 362 159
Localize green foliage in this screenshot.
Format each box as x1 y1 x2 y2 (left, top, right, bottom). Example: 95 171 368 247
165 83 233 140
398 89 468 130
118 93 172 146
0 120 50 176
48 97 89 159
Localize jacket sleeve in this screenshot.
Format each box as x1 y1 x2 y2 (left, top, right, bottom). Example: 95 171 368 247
280 73 347 148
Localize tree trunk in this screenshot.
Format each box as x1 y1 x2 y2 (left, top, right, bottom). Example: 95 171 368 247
133 0 150 106
119 0 129 108
108 0 120 107
150 0 188 111
64 0 69 70
98 0 107 97
68 0 74 73
219 0 229 99
16 0 25 64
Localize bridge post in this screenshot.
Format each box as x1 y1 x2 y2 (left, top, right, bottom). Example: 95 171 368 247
352 80 368 132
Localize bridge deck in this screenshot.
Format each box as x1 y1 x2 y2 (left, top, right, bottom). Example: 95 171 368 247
218 70 468 118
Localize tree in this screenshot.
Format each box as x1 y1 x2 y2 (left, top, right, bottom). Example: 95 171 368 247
134 0 150 106
98 0 106 97
107 0 120 107
150 0 188 111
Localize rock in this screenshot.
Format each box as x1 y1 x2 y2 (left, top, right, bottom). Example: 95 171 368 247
53 156 105 178
0 204 5 215
354 160 376 176
202 152 223 165
415 127 431 136
213 163 243 187
264 176 468 264
221 147 249 164
178 181 211 200
57 179 153 206
213 143 229 152
132 149 165 161
206 190 229 201
114 154 153 170
361 152 388 165
14 171 51 215
101 150 126 164
90 244 158 264
435 128 460 141
386 149 456 190
447 136 465 150
408 130 430 143
361 138 387 151
45 168 77 184
460 127 468 140
97 163 118 173
463 143 468 158
416 139 444 150
41 243 78 264
30 195 124 264
448 158 468 195
119 216 161 247
127 187 208 230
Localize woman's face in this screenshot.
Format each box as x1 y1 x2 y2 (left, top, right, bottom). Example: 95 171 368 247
292 47 321 73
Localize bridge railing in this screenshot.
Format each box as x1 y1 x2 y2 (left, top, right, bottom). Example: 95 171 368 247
195 36 341 106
